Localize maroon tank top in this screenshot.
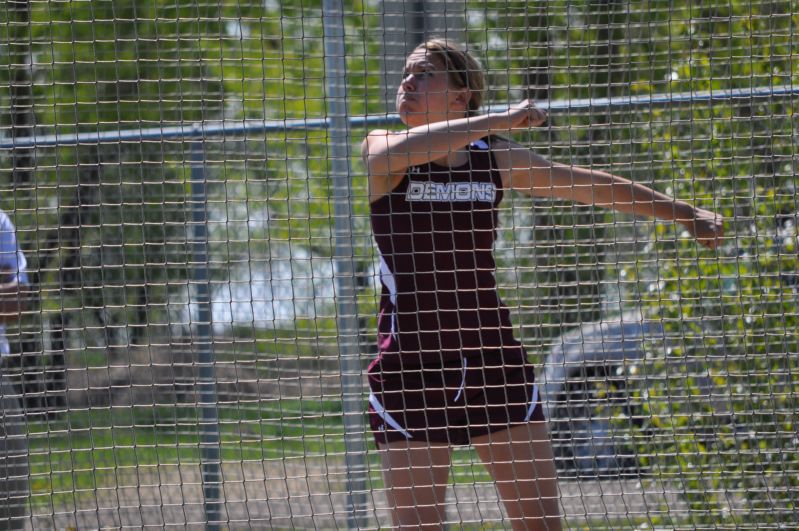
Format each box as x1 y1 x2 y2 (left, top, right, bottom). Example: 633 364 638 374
370 138 522 369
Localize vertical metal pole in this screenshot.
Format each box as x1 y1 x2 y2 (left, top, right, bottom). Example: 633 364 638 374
190 139 223 530
322 3 369 529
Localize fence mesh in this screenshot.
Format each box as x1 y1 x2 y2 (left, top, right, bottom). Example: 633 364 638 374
0 0 797 528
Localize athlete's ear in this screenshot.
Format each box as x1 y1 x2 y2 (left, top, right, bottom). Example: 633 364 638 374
452 88 471 112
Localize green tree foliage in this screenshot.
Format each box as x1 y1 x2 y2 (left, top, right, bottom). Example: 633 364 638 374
610 1 797 525
468 0 798 522
0 0 384 350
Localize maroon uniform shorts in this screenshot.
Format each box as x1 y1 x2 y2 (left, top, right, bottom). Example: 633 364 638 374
367 350 545 446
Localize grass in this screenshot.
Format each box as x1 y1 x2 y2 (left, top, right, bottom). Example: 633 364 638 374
25 399 498 510
26 399 349 505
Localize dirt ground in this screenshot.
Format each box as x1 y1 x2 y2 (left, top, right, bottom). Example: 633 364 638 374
25 460 688 529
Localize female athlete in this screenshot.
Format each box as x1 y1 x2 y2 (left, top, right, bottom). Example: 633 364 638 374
361 38 723 530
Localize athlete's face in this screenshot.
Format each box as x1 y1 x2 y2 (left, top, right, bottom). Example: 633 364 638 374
396 50 470 127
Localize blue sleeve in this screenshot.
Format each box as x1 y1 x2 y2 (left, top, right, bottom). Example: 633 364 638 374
0 212 28 285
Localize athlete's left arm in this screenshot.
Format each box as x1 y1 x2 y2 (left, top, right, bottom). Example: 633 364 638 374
491 139 723 249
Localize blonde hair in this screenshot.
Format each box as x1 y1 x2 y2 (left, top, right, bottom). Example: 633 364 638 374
414 38 486 115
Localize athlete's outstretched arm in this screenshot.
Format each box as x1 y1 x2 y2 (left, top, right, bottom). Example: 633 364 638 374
492 137 724 249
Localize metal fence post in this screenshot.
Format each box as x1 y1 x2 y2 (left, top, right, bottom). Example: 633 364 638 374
322 3 369 528
190 138 223 529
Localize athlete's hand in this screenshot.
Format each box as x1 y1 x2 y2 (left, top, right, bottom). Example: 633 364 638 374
501 99 548 130
683 207 724 249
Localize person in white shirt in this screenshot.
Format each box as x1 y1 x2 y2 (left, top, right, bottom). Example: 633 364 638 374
0 210 29 529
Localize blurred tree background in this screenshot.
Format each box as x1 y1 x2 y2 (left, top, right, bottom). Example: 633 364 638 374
477 2 797 524
0 0 796 526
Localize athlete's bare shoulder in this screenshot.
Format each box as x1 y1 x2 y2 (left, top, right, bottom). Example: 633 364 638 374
364 128 391 140
361 129 389 157
361 129 404 170
362 129 410 203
